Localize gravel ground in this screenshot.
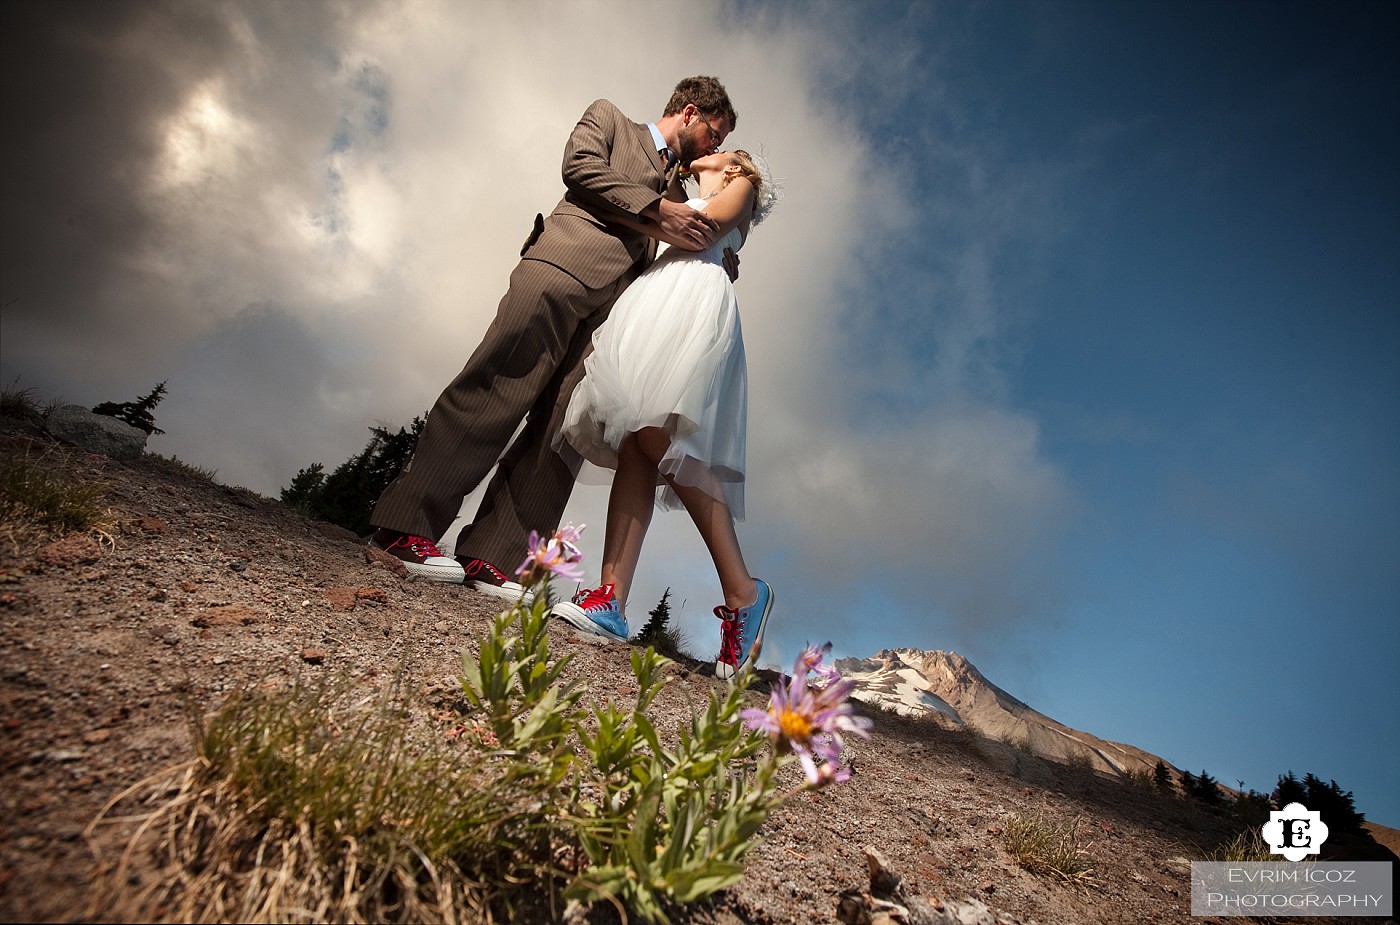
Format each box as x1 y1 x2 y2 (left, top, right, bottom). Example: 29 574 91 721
1 427 1383 924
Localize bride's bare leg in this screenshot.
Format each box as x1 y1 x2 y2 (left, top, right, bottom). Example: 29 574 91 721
632 427 758 611
599 432 658 605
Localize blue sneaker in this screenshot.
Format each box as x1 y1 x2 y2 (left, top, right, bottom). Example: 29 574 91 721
714 578 773 680
551 583 628 643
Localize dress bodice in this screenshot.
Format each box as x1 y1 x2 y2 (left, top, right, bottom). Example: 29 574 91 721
654 198 744 265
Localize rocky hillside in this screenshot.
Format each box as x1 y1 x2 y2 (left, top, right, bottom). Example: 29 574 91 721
1 410 1393 924
838 649 1172 778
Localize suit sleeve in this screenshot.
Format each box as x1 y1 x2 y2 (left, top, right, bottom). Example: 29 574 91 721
561 99 663 219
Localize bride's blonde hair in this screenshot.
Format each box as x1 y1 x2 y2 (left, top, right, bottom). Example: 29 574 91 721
724 150 763 194
723 149 778 225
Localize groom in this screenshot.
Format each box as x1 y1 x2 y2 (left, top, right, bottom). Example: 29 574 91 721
368 76 737 597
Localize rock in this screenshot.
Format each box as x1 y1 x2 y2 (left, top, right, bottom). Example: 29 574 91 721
865 845 904 899
837 891 874 925
356 587 389 604
39 748 86 763
314 521 363 545
322 587 359 612
847 846 1024 925
35 535 104 567
364 544 408 576
45 404 147 460
124 516 167 534
190 605 262 627
301 648 326 664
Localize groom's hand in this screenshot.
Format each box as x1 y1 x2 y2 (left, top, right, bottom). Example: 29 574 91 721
648 198 720 250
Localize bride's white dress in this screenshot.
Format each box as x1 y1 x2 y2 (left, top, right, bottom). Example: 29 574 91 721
555 198 748 519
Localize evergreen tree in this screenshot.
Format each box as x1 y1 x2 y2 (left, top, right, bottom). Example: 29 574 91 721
281 416 425 535
93 380 168 435
280 463 326 513
635 588 673 646
1302 773 1366 835
1153 760 1174 794
1194 769 1224 805
1233 789 1274 827
633 588 687 658
1182 769 1223 805
1273 771 1307 808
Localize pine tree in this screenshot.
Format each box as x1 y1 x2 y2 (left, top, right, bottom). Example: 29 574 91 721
1153 760 1174 794
635 588 673 646
1302 773 1366 835
1192 769 1223 805
634 589 688 658
93 380 168 435
280 463 326 513
281 416 425 535
1273 771 1307 808
1233 789 1274 827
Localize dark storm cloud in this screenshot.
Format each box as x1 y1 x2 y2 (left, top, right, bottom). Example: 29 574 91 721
0 1 358 384
4 3 235 328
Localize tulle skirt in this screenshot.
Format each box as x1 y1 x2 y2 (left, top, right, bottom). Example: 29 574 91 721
555 247 747 519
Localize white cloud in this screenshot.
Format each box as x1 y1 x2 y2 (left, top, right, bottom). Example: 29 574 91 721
3 0 1071 662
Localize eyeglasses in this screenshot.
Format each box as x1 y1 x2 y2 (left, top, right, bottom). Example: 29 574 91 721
697 117 723 146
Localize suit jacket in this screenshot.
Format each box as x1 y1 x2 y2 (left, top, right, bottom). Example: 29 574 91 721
521 98 680 289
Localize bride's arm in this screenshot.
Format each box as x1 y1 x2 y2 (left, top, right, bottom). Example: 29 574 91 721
614 200 719 251
612 179 754 248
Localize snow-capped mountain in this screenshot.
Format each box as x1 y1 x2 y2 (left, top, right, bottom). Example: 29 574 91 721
835 648 1172 778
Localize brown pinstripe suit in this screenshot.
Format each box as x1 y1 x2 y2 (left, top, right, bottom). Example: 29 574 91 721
371 98 681 568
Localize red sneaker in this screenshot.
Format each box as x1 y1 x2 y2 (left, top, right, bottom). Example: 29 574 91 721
370 529 464 583
460 556 532 603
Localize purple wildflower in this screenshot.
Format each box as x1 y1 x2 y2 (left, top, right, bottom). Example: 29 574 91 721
516 523 586 582
796 642 840 683
741 644 872 787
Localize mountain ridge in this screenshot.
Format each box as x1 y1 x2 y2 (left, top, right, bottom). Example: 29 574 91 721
838 647 1175 779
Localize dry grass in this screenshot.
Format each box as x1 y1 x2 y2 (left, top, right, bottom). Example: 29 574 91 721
0 382 45 423
85 674 569 924
1207 828 1274 862
0 438 116 550
1002 811 1097 887
145 451 221 483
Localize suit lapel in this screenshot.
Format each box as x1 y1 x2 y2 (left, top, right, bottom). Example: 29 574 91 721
632 121 669 190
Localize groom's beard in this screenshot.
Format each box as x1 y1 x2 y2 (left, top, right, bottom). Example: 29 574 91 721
675 124 709 168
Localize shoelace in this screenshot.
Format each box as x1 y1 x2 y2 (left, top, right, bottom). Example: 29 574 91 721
463 559 507 580
714 605 744 664
395 535 447 558
577 583 617 612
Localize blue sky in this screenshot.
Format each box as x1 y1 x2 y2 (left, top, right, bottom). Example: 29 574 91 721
3 1 1396 828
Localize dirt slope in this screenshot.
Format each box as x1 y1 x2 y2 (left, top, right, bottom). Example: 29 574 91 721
1 429 1387 923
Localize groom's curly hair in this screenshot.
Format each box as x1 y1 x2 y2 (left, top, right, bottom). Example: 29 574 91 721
663 76 737 130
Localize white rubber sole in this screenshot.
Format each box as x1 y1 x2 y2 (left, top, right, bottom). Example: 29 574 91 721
465 579 534 604
714 581 774 680
402 559 466 583
552 603 627 643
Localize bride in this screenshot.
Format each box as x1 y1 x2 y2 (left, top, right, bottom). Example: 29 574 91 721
551 149 779 680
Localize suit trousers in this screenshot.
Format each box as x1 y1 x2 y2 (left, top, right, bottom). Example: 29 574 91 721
370 256 629 568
